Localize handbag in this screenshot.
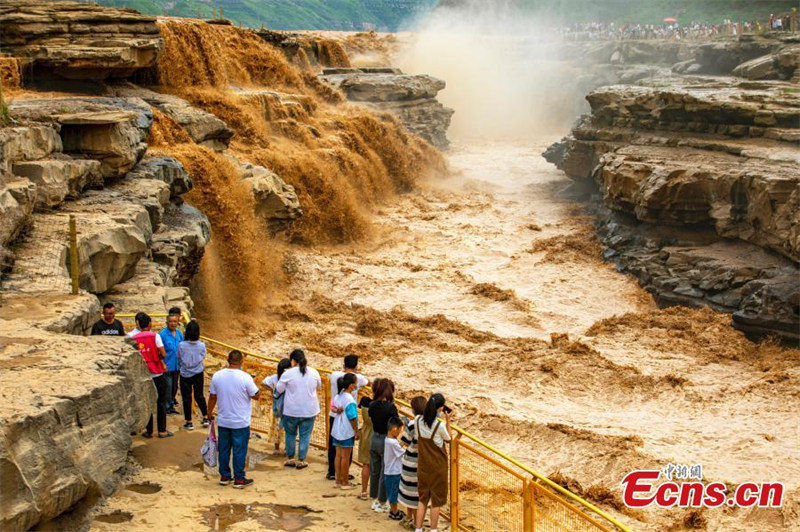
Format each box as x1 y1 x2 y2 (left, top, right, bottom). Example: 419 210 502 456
201 420 218 467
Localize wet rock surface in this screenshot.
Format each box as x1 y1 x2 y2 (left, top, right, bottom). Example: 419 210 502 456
320 67 454 149
111 84 234 150
546 76 800 342
239 162 302 233
596 207 799 342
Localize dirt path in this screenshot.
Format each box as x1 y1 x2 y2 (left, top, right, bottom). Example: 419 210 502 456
81 416 411 532
229 140 799 530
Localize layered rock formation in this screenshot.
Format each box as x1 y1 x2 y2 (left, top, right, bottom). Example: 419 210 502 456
545 77 800 341
0 95 210 527
560 34 799 81
0 0 161 81
0 323 154 531
320 67 454 149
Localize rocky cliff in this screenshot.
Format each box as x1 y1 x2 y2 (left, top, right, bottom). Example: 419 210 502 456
545 76 800 342
0 323 155 531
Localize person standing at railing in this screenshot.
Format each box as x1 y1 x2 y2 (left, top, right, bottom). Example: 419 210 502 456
177 320 210 431
398 395 427 528
415 393 453 532
276 349 322 470
368 378 398 513
384 416 407 521
207 349 260 489
331 373 360 489
327 354 369 481
357 382 377 501
160 310 183 415
132 313 170 439
262 357 291 455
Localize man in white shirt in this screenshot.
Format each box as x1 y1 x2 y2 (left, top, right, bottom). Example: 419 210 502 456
207 350 259 488
327 354 368 479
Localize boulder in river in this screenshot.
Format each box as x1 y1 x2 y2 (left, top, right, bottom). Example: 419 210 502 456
320 68 454 149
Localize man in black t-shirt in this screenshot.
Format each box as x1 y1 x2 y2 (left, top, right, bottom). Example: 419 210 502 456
90 302 126 336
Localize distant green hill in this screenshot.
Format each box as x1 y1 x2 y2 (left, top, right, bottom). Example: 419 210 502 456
92 0 797 30
95 0 438 31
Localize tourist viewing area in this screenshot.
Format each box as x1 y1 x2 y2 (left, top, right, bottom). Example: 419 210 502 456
117 313 631 532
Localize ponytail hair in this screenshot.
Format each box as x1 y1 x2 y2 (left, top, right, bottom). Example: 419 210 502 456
277 357 291 379
290 349 307 375
337 372 357 394
423 393 445 427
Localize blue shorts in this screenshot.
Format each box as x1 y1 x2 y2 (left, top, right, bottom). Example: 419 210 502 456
384 474 401 504
333 436 355 448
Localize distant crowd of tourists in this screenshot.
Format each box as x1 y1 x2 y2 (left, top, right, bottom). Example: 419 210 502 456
91 303 453 531
558 14 796 41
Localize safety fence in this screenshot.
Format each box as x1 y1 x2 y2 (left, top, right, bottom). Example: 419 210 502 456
117 314 631 532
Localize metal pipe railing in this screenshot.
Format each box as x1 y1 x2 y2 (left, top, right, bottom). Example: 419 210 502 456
114 314 632 532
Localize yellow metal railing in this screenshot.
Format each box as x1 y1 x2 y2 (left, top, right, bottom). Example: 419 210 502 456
116 314 631 532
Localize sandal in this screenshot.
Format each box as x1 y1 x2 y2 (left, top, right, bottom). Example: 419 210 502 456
294 461 309 470
157 431 173 438
284 459 297 468
358 492 369 500
141 431 153 439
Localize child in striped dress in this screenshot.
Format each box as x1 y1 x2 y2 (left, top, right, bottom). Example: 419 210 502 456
398 396 427 529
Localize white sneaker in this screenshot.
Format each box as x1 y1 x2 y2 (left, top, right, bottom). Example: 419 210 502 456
382 502 391 512
371 500 386 513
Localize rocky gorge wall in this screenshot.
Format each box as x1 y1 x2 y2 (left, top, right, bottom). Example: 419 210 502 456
0 1 449 528
544 40 800 342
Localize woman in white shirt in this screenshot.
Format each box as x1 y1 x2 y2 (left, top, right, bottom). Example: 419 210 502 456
275 349 321 470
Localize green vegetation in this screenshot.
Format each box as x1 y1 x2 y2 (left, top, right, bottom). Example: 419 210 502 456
0 82 9 127
98 0 437 30
96 0 796 30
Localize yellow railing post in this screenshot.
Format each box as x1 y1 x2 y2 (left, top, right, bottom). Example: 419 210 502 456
450 433 461 531
524 478 534 532
68 214 79 295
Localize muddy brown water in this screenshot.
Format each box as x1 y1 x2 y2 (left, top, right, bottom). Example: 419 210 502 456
234 139 800 531
204 502 320 531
